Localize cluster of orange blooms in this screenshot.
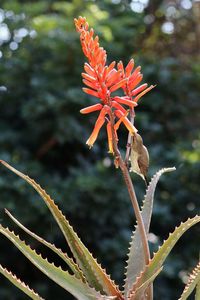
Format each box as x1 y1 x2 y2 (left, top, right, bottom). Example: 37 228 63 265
74 16 154 153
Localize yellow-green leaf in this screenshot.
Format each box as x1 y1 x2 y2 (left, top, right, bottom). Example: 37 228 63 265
128 267 163 300
128 216 200 298
0 160 122 299
0 225 102 300
0 264 44 300
195 279 200 300
5 209 85 282
124 167 175 296
179 261 200 300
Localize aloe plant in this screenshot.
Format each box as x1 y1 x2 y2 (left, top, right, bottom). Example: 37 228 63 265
0 16 199 300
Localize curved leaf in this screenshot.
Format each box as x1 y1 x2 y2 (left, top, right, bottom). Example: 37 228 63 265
0 160 123 299
127 216 200 298
5 209 85 282
0 264 44 300
124 167 175 295
0 225 102 300
128 267 163 300
179 261 200 300
195 279 200 300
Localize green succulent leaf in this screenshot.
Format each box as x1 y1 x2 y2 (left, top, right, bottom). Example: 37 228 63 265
0 225 102 300
124 167 175 295
127 216 200 298
0 160 123 300
179 261 200 300
5 209 85 282
0 264 44 300
195 279 200 300
128 267 163 300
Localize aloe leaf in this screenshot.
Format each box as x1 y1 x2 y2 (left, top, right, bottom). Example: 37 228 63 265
0 225 103 300
128 267 163 300
0 264 44 300
0 160 123 299
179 261 200 300
127 216 200 297
124 167 175 295
195 278 200 300
5 209 85 282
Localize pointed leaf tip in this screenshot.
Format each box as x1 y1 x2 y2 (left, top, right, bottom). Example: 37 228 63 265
0 264 44 300
0 161 123 299
128 216 200 297
125 167 176 296
0 225 102 300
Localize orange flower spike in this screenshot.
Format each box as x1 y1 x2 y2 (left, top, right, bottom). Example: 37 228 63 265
107 61 116 74
129 74 143 91
86 106 109 148
133 85 156 102
80 104 103 114
111 101 127 114
117 61 125 77
114 109 129 131
82 73 96 83
132 83 148 96
106 122 114 154
125 59 135 77
84 63 96 77
82 79 98 90
74 17 88 32
113 96 138 108
110 78 127 93
82 88 99 98
106 70 120 87
128 66 141 82
115 110 137 135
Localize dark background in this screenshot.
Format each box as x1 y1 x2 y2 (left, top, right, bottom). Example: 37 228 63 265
0 0 199 299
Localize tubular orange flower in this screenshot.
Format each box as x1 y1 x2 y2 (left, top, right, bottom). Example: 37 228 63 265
74 16 154 152
80 104 103 114
106 122 114 154
86 106 109 148
114 110 137 135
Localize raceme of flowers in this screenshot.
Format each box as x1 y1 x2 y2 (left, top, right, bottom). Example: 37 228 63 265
74 16 154 153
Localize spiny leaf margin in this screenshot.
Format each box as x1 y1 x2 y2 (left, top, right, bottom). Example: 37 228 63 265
128 267 163 300
127 216 200 298
0 225 102 300
0 264 44 300
5 208 85 282
195 279 200 300
0 160 122 299
179 261 200 300
124 167 175 295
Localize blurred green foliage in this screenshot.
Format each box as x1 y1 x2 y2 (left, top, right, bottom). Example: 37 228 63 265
0 0 199 299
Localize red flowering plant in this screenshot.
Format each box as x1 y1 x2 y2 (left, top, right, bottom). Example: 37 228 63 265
0 17 199 300
74 16 154 154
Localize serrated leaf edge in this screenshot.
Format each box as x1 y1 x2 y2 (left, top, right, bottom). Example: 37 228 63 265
0 225 103 300
127 216 200 298
0 264 44 300
124 167 175 295
128 267 163 300
5 208 86 282
0 160 123 299
179 261 200 300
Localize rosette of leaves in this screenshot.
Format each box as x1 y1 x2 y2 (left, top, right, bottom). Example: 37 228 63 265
0 160 199 300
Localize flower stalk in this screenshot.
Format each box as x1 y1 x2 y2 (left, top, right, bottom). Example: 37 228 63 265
109 110 150 267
